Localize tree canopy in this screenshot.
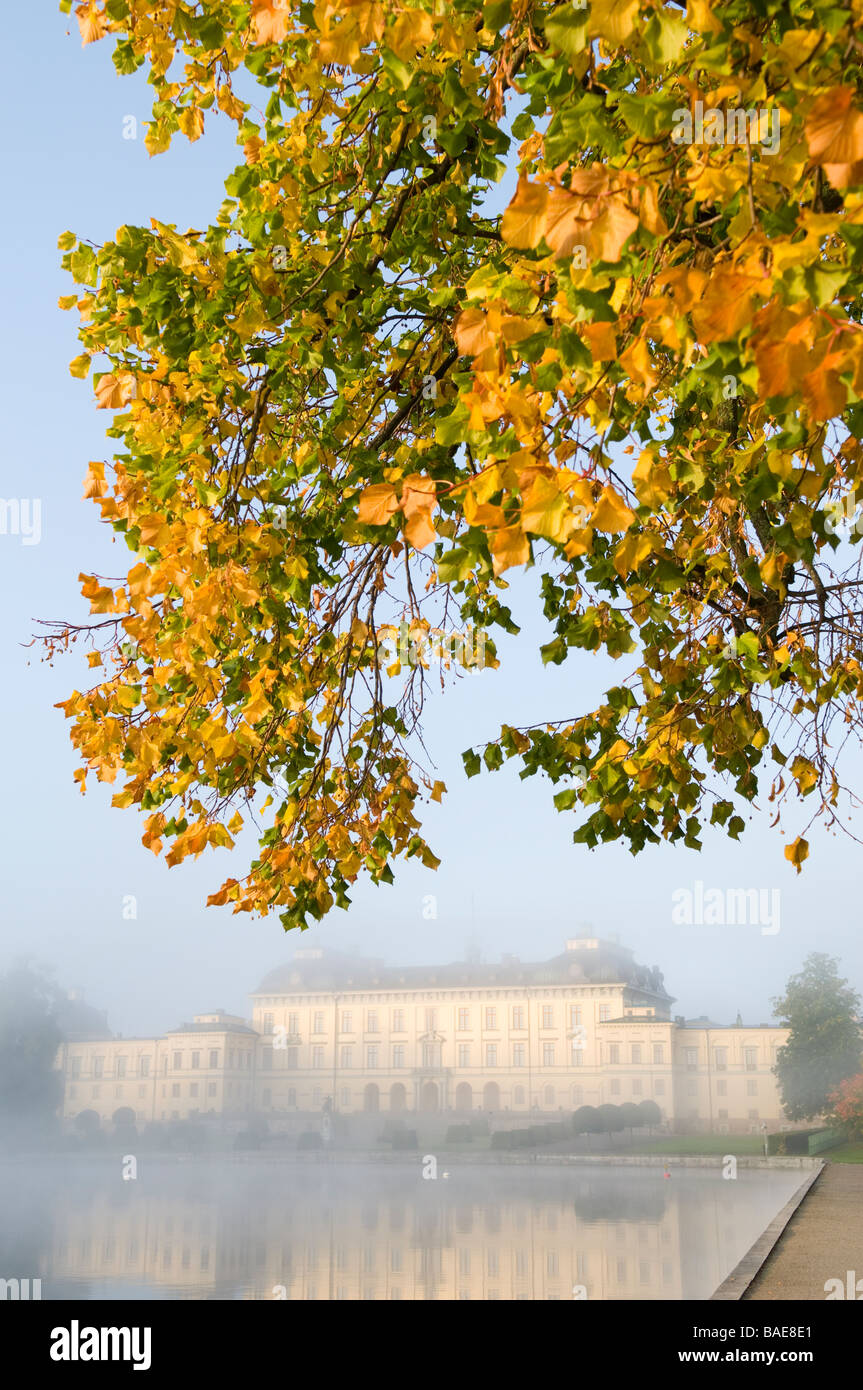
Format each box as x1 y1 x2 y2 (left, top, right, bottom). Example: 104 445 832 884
47 0 863 928
772 952 862 1120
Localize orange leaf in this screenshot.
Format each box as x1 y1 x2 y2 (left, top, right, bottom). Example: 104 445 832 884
358 483 399 526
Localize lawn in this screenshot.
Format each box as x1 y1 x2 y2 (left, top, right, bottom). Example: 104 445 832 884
634 1135 767 1156
828 1141 863 1163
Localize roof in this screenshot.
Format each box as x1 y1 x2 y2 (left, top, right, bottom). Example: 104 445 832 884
252 940 672 1000
167 1021 257 1036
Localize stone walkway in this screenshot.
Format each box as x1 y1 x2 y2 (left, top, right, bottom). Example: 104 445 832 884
744 1164 863 1300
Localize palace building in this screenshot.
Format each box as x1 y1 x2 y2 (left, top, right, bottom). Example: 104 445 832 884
55 937 790 1135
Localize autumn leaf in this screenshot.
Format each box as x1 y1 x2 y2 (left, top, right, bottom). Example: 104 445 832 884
805 87 863 189
251 0 292 45
784 836 810 872
358 483 399 526
591 486 636 533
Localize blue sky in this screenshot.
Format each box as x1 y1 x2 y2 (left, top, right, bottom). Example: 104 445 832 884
1 9 861 1037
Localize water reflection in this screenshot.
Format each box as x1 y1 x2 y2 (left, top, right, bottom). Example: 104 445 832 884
0 1160 804 1300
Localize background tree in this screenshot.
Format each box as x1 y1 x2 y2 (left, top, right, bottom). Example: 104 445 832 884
772 953 862 1121
829 1072 863 1140
637 1097 662 1134
0 963 63 1148
46 0 863 929
596 1101 625 1141
572 1102 601 1145
619 1099 643 1136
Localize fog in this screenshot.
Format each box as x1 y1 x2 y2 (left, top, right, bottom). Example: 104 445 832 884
0 1156 804 1301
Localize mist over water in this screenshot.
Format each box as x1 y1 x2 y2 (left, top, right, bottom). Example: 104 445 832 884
0 1157 804 1301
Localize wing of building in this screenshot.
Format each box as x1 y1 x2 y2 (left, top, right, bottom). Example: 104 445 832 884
55 938 789 1135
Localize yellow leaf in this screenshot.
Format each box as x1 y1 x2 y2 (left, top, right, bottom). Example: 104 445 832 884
590 0 640 46
388 10 434 59
69 354 91 379
177 106 205 142
501 177 548 249
784 835 809 872
591 485 635 533
430 780 446 803
490 524 530 575
454 307 494 358
521 473 571 542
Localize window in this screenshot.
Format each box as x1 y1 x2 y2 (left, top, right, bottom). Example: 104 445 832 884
714 1047 728 1071
262 1013 274 1035
367 1012 379 1034
748 1109 759 1121
173 1052 182 1070
425 1008 437 1030
512 1006 525 1030
162 1056 168 1075
631 1044 642 1064
207 1082 216 1097
609 1043 620 1064
288 1013 299 1034
393 1045 405 1069
93 1057 104 1079
514 1085 525 1105
172 1083 180 1098
542 1043 555 1067
685 1047 698 1070
341 1011 352 1033
746 1080 758 1096
262 1088 271 1106
485 1007 497 1029
288 1088 297 1107
340 1087 350 1108
367 1046 379 1069
190 1082 199 1098
116 1056 127 1078
717 1079 727 1096
654 1079 664 1095
262 1051 272 1071
138 1057 150 1078
544 1085 555 1106
458 1008 470 1030
599 1006 610 1022
632 1079 642 1096
744 1047 758 1071
569 1005 582 1029
541 1005 554 1029
513 1043 526 1067
91 1086 100 1098
485 1044 497 1067
570 1040 583 1065
312 1046 325 1069
340 1046 352 1068
70 1057 81 1079
653 1043 664 1064
610 1079 621 1095
313 1087 322 1106
313 1012 325 1034
209 1050 219 1069
458 1044 470 1068
717 1107 728 1119
191 1052 200 1069
392 1010 404 1032
287 1047 298 1070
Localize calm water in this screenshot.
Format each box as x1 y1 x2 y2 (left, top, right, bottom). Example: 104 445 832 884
0 1158 804 1300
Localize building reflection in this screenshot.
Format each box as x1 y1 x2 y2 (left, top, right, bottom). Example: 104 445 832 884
37 1165 803 1301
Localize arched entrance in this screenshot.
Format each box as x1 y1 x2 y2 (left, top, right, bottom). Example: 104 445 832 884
112 1106 136 1127
420 1081 439 1112
455 1082 472 1112
483 1082 500 1111
389 1082 407 1112
363 1083 380 1113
